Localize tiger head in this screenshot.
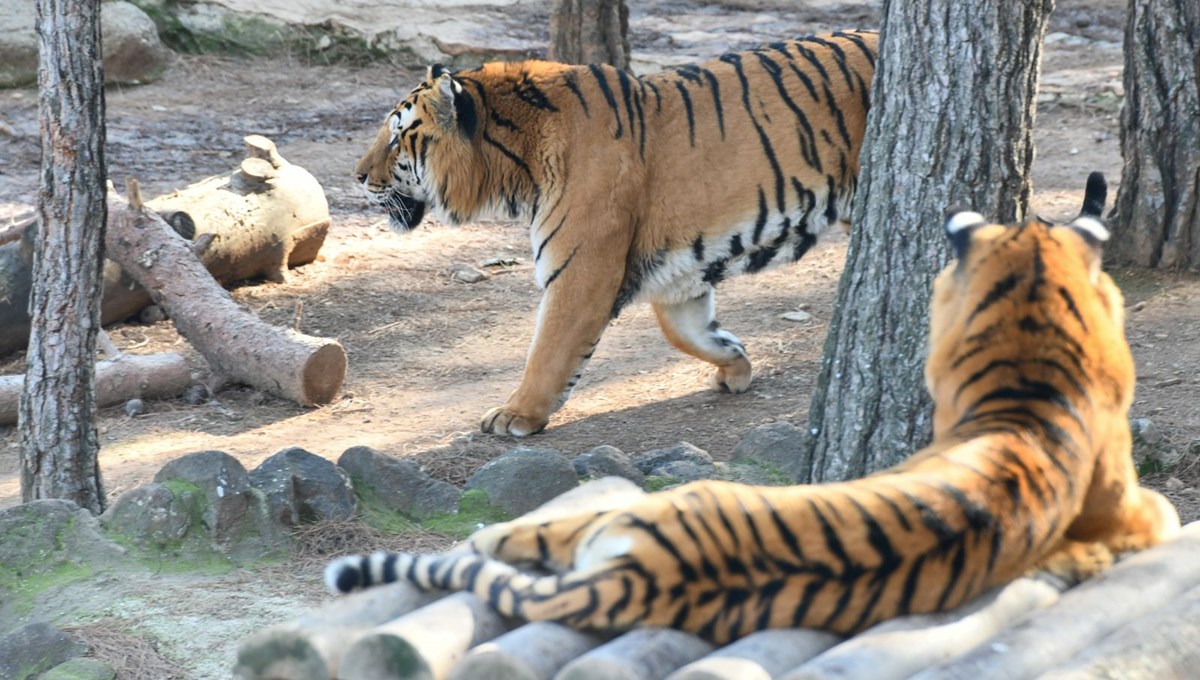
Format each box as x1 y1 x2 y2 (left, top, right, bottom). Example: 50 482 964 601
925 172 1134 436
354 64 478 231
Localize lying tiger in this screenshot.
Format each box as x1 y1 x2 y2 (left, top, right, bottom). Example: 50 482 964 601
354 31 878 436
328 173 1180 642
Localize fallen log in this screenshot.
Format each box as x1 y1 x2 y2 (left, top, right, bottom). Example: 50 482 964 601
0 352 190 425
447 622 606 680
0 135 330 357
666 629 841 680
910 521 1200 680
105 179 345 406
555 629 716 680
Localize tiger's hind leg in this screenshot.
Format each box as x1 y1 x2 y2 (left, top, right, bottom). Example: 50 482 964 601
653 290 753 393
1031 538 1115 586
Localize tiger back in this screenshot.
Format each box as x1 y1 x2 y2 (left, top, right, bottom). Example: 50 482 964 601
329 173 1180 643
354 31 878 436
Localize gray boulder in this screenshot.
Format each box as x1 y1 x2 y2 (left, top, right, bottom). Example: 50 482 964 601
633 442 714 475
153 450 288 558
0 622 87 680
338 446 460 520
573 445 644 486
40 657 117 680
0 0 172 88
249 447 356 526
731 421 811 483
650 459 715 484
100 483 195 548
0 499 124 583
466 447 579 516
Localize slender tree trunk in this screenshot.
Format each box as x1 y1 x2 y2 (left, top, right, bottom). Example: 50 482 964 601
1112 0 1200 269
548 0 630 70
20 0 108 513
803 0 1054 483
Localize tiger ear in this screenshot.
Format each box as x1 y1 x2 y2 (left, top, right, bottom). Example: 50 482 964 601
425 64 477 139
943 206 987 261
1068 172 1110 247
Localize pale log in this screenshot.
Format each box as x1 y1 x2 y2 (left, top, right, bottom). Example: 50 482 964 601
105 181 346 406
447 622 605 680
0 353 190 425
666 629 841 680
555 628 715 680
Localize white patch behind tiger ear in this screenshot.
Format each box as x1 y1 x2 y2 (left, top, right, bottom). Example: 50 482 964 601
1069 216 1111 243
945 211 987 234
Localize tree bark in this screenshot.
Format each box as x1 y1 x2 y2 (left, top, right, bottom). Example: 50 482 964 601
0 135 331 358
105 181 346 406
20 0 108 512
548 0 630 70
803 0 1054 482
1112 0 1200 269
1 353 190 425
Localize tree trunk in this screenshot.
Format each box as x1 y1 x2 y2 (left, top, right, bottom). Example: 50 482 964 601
1112 0 1200 269
106 181 346 406
548 0 630 70
803 0 1054 482
20 0 108 513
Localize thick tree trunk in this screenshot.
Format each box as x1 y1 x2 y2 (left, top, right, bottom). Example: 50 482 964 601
105 181 346 406
0 136 330 357
1 353 190 425
20 0 108 512
1112 0 1200 269
803 0 1054 482
548 0 630 70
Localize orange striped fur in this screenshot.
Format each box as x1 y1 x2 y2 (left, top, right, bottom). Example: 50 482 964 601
329 174 1179 643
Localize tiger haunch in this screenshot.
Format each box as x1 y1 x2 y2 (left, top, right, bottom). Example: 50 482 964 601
355 31 879 436
329 173 1180 643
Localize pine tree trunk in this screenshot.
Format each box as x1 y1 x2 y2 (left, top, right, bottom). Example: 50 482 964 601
1112 0 1200 269
20 0 107 512
803 0 1054 483
548 0 630 70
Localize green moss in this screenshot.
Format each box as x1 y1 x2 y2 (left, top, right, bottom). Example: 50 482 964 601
420 490 511 539
0 560 94 617
643 476 676 492
724 460 793 486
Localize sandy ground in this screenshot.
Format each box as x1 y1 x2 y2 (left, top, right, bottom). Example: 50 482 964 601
0 1 1198 676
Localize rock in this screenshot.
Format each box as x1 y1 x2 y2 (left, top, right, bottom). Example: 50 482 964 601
779 310 813 323
466 447 579 516
153 450 288 558
138 304 167 324
449 262 488 283
39 656 117 680
182 383 209 405
0 622 87 680
100 1 174 85
1131 418 1161 445
732 421 812 483
123 398 146 417
0 500 124 584
100 483 194 548
650 459 716 483
338 446 460 520
1165 477 1186 492
249 447 356 526
633 442 714 475
0 0 172 88
573 445 644 486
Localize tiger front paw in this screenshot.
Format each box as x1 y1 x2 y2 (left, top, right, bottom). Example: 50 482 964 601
710 355 753 393
481 406 549 437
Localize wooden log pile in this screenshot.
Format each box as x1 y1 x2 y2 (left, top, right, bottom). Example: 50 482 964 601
235 478 1200 680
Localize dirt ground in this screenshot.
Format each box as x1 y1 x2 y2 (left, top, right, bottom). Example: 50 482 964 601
1 0 1198 676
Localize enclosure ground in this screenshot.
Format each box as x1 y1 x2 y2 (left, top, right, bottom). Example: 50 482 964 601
0 1 1198 676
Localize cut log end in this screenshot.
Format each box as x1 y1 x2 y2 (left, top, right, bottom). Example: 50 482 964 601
301 342 348 405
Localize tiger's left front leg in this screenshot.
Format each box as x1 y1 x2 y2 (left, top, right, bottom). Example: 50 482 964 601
481 234 628 437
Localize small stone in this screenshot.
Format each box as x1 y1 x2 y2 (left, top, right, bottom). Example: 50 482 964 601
123 398 146 417
249 447 356 525
633 442 713 475
39 656 117 680
481 256 521 267
182 383 210 405
449 262 488 283
732 421 810 483
339 446 461 520
1165 477 1185 492
779 310 813 323
138 304 167 324
1131 418 1161 445
1132 301 1147 311
573 445 644 486
650 459 715 483
0 623 88 680
466 447 579 516
315 34 333 51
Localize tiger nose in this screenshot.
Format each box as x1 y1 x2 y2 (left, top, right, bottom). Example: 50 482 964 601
355 172 367 184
